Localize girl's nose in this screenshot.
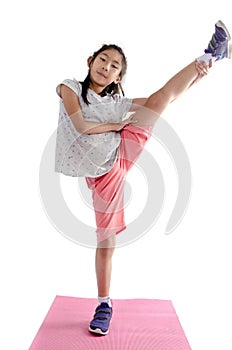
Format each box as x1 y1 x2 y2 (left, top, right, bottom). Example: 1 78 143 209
103 63 110 71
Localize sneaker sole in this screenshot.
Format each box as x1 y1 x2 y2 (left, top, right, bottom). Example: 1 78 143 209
89 326 109 335
216 20 231 40
228 42 232 59
216 20 232 58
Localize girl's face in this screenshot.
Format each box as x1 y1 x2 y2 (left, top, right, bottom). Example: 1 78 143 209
88 49 123 93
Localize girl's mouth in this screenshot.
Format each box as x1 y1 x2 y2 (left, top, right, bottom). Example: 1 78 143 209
97 72 107 78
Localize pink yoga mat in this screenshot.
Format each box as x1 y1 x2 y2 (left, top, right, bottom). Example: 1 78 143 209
29 296 192 350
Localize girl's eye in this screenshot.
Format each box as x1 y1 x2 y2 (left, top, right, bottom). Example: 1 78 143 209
112 65 118 69
100 57 106 62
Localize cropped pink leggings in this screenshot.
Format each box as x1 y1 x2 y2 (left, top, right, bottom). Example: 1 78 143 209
86 125 152 243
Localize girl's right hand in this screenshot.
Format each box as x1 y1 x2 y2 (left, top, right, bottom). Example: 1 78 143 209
112 116 138 131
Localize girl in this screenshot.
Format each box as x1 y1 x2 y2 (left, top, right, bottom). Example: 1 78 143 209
55 20 231 335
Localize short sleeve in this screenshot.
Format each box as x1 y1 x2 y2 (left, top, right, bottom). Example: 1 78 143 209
56 79 81 98
112 94 133 120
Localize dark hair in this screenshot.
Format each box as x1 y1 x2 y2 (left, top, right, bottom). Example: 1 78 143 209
81 44 127 105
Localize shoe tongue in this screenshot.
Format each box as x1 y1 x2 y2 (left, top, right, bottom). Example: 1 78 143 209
100 302 109 308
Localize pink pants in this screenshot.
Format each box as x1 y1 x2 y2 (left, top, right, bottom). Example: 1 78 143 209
86 125 152 243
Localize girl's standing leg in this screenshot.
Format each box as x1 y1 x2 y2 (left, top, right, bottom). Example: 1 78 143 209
95 235 116 298
89 235 115 335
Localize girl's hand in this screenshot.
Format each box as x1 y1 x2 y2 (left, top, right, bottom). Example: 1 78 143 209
194 59 212 83
112 115 138 131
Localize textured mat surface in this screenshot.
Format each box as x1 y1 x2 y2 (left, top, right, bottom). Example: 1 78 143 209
29 296 192 350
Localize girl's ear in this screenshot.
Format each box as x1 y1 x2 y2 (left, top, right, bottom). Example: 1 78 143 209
87 56 93 67
114 76 121 84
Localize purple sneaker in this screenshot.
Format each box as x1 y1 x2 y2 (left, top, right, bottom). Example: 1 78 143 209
89 303 113 335
205 20 232 59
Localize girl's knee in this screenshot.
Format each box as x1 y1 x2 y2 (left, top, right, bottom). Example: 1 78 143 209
97 234 116 249
145 88 170 115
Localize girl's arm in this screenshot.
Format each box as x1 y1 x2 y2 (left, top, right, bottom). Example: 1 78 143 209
60 85 135 134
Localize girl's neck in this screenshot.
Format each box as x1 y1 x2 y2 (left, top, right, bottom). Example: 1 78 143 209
89 82 105 95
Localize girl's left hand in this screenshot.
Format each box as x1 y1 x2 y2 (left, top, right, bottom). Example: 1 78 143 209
195 59 212 77
193 59 212 84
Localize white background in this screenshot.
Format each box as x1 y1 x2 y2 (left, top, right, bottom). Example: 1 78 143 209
1 1 232 349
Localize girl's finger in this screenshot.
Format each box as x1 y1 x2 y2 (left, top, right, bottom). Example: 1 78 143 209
195 62 208 76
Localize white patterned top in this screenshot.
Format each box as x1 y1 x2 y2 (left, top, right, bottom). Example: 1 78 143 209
55 79 132 177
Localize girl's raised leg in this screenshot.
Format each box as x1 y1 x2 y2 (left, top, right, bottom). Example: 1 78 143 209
132 20 231 125
132 61 208 127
